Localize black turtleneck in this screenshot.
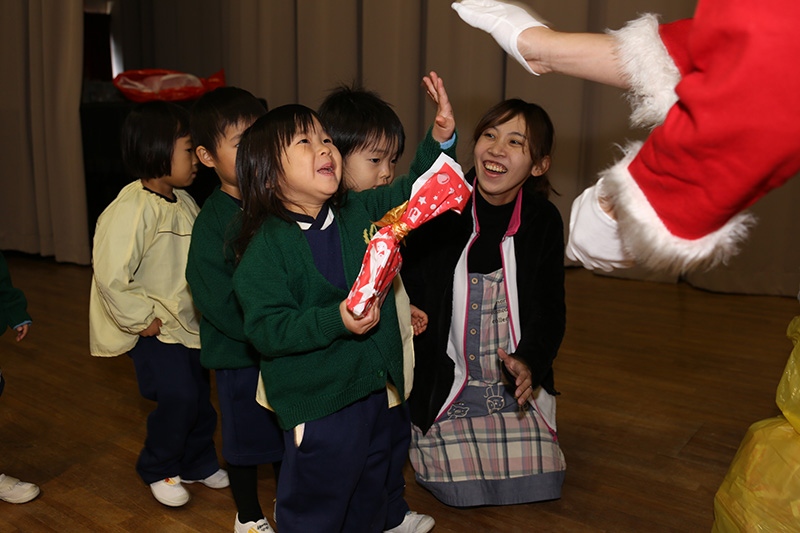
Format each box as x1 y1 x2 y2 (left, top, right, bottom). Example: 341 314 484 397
467 189 515 274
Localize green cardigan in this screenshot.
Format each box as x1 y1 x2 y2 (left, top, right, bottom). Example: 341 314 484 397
233 129 456 429
0 252 31 334
186 187 259 369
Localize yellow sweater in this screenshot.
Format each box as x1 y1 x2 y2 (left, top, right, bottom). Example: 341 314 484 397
89 181 201 356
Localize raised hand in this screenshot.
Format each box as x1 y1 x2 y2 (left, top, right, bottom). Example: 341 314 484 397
422 71 455 143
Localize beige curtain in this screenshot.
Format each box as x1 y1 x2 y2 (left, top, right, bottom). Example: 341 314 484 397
5 0 798 291
221 0 800 295
0 0 90 264
216 0 690 206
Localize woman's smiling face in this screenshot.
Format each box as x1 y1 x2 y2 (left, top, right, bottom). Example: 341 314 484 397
473 113 543 206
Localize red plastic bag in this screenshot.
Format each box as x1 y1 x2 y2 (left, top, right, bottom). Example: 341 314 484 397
112 68 226 102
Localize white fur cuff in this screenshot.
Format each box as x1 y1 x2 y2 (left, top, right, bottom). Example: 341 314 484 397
610 14 681 129
601 142 756 274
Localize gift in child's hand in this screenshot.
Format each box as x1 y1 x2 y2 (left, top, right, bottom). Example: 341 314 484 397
346 153 471 317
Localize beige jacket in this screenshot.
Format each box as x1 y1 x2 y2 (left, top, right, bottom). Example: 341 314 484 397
89 181 200 356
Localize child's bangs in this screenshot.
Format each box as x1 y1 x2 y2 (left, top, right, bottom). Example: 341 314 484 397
360 132 400 157
282 109 319 145
253 104 323 163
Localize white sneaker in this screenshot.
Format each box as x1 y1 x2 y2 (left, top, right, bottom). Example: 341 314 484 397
184 468 229 489
385 511 435 533
149 476 190 507
0 474 40 504
234 514 275 533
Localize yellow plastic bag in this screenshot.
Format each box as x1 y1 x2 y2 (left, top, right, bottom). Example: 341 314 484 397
777 315 800 432
712 416 800 532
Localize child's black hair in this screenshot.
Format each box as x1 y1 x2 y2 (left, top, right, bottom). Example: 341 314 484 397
317 84 405 160
121 101 191 180
234 104 347 261
190 87 268 158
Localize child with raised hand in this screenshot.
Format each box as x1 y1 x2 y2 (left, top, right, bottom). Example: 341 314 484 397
318 84 405 192
0 251 39 505
186 87 283 533
318 85 433 533
232 72 454 533
89 101 227 508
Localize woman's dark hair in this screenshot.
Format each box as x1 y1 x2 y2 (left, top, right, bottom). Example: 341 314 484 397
121 101 191 180
190 87 268 158
234 104 347 260
318 84 405 160
473 98 555 197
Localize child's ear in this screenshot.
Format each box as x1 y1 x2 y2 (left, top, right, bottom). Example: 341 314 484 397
529 155 551 177
196 146 216 169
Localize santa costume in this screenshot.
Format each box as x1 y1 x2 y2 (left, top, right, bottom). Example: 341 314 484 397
453 0 800 273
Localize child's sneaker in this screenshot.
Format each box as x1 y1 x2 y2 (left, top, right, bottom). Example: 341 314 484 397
0 474 40 504
234 513 275 533
149 476 190 507
184 468 229 489
384 511 435 533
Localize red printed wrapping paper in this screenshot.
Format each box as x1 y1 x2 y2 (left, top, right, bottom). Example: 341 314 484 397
347 153 471 317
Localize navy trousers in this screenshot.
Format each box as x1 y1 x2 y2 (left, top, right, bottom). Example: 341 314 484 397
385 402 412 529
276 390 391 533
216 366 284 465
129 337 219 484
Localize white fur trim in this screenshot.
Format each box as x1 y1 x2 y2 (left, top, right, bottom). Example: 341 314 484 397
610 14 681 129
601 142 756 274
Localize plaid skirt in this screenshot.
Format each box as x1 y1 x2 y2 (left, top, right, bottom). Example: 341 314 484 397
409 270 566 506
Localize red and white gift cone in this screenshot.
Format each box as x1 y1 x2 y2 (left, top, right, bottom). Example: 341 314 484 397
347 153 471 317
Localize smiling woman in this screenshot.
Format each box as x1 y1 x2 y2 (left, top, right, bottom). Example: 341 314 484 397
472 100 554 206
403 98 566 508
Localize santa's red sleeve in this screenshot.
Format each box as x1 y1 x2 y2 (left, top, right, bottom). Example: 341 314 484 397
596 0 800 273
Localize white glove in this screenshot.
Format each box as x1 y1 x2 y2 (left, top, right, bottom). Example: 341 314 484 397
565 180 635 271
451 0 547 75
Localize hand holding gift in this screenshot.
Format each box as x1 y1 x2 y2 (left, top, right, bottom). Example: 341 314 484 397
347 153 472 317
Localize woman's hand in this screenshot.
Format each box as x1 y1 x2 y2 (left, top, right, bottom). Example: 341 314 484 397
422 71 455 144
498 348 535 406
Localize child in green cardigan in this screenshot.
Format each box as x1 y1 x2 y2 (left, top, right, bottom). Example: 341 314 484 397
318 85 433 533
232 72 455 533
0 251 39 504
186 87 281 533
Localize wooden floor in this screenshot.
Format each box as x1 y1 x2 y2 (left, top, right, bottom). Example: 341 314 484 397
1 253 797 532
